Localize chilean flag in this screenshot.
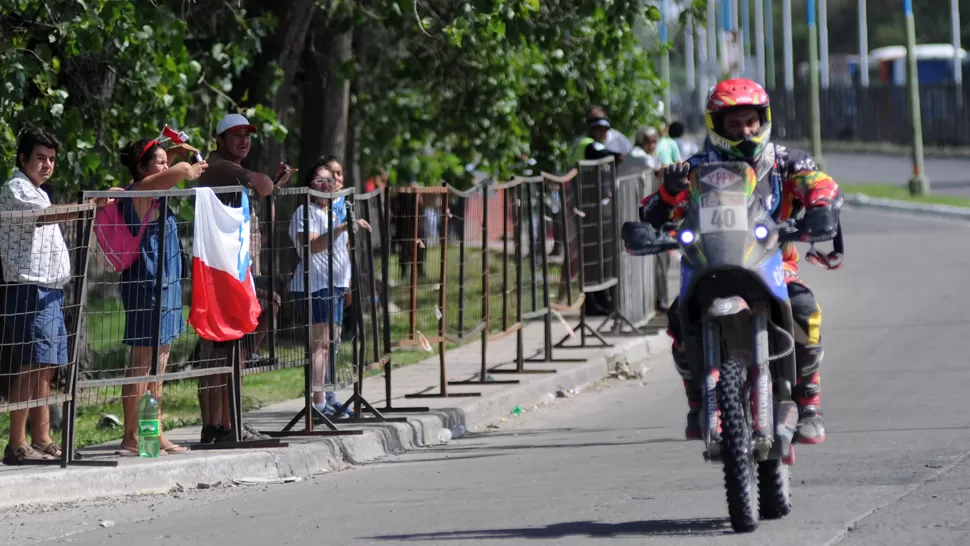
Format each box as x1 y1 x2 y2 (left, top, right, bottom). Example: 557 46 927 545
188 187 261 341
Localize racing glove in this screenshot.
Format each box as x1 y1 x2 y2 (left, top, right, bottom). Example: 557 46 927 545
662 162 691 196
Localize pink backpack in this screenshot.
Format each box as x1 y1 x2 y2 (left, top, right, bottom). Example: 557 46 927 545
90 197 160 273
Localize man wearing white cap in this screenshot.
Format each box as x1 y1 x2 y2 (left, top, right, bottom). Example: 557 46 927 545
194 113 295 445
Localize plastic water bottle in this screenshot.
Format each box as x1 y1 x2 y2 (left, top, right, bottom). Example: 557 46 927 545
138 391 161 458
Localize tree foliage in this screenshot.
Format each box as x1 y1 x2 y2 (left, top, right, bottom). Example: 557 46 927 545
0 0 669 193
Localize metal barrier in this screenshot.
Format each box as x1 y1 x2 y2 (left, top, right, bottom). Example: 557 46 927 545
611 170 659 333
770 83 970 147
443 182 512 389
557 157 638 349
76 187 278 459
387 185 482 399
0 202 108 467
256 186 362 437
334 186 410 422
0 155 670 472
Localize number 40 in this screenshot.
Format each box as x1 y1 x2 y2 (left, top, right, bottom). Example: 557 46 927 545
710 208 737 228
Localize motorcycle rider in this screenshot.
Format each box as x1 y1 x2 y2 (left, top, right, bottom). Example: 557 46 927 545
638 78 842 445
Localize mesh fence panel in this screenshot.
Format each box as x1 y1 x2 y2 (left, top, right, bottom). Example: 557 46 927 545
0 203 95 429
79 189 240 451
387 187 448 355
615 170 658 329
543 172 582 313
445 184 487 343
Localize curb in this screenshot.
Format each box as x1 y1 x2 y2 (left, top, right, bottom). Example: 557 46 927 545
0 333 670 508
844 193 970 220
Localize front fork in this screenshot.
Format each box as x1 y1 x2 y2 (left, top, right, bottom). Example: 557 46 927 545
701 314 797 464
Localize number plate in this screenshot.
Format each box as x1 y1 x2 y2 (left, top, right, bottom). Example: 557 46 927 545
699 204 748 233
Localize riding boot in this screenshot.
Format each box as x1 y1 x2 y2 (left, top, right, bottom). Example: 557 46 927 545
671 342 704 440
793 342 826 444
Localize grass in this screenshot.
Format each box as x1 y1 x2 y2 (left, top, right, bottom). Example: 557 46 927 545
841 183 970 208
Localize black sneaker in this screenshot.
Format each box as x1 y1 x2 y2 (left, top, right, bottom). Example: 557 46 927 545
200 424 220 444
213 426 236 443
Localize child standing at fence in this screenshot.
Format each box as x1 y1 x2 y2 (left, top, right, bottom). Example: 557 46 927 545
115 138 207 456
289 162 370 419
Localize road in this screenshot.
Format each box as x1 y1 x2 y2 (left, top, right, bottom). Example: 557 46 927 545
6 207 970 545
821 152 970 197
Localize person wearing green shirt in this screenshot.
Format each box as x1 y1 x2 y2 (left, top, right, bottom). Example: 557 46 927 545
655 119 682 166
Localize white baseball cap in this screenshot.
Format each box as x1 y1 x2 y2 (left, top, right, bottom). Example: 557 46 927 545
216 113 257 136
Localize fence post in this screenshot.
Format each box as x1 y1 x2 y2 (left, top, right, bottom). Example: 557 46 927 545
62 202 116 467
267 194 278 363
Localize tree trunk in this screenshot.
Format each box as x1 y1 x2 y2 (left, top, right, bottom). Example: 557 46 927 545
300 25 353 177
320 29 353 164
234 0 318 175
298 28 327 179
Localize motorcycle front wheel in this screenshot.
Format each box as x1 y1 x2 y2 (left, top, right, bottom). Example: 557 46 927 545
719 360 759 532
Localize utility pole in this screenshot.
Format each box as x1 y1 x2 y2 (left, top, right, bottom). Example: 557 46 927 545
766 0 776 88
905 0 929 195
808 0 823 169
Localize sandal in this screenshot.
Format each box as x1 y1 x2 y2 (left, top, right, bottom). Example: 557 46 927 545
161 444 190 455
3 444 56 465
32 442 63 458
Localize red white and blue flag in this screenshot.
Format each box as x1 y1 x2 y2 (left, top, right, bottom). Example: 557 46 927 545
188 187 261 341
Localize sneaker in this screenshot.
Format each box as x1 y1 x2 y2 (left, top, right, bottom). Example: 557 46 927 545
200 424 220 444
242 423 271 441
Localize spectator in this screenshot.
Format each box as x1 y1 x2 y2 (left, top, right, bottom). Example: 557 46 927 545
583 117 620 161
193 113 293 444
115 137 207 456
668 120 699 159
318 155 356 413
656 119 683 166
618 126 662 177
289 163 371 419
364 168 388 193
0 128 110 464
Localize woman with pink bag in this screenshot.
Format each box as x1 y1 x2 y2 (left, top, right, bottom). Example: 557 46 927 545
114 138 206 456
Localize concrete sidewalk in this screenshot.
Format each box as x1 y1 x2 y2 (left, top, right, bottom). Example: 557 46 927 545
0 317 672 508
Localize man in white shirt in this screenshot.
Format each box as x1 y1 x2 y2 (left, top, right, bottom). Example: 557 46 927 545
618 126 663 178
0 128 76 464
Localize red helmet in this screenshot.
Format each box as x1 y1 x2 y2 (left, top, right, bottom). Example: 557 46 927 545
704 78 773 162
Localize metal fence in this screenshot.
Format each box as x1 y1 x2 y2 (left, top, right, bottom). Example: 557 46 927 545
769 83 970 148
0 202 100 467
0 161 665 469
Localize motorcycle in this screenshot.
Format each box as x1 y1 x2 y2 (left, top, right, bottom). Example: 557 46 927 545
621 161 843 533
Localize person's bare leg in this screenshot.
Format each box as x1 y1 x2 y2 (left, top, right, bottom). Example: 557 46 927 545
27 367 54 448
153 346 184 451
311 323 330 407
7 368 35 451
121 347 151 452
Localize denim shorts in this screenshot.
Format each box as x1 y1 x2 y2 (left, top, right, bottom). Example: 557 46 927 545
3 284 69 368
292 288 347 326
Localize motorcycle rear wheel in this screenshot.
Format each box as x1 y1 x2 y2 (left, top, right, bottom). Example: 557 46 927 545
719 360 759 532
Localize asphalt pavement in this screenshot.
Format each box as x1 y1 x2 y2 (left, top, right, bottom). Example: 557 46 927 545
820 152 970 197
6 206 970 545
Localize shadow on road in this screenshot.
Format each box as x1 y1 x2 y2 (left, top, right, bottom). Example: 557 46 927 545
366 517 733 541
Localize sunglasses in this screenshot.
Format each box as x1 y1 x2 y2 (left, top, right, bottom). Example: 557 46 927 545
311 176 336 186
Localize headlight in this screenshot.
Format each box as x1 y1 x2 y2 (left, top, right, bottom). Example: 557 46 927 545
754 224 769 240
680 230 695 245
